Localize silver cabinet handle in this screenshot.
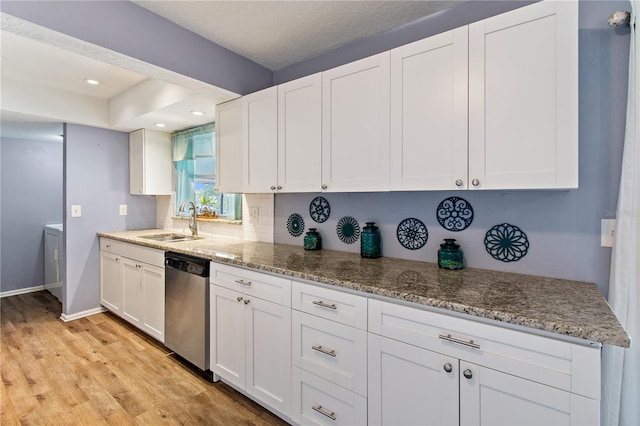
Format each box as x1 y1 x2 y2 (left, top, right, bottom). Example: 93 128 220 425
312 405 336 421
312 300 337 310
244 299 250 305
106 244 111 248
237 296 243 302
463 369 473 379
321 184 328 190
472 178 480 186
312 344 336 357
270 185 276 190
439 334 480 350
455 179 463 187
443 363 453 373
235 279 252 286
277 185 282 190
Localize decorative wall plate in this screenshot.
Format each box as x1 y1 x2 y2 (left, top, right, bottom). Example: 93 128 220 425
484 223 529 262
436 197 474 231
287 213 305 237
309 196 331 223
397 218 428 250
336 216 360 244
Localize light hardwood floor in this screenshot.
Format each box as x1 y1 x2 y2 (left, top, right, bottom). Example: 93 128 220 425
1 291 289 425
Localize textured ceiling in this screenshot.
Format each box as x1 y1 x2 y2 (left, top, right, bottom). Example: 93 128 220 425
133 0 463 70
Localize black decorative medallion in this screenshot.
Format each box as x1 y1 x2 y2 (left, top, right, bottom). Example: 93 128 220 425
287 213 305 237
309 196 331 223
484 223 529 262
437 197 474 232
397 218 429 250
336 216 360 244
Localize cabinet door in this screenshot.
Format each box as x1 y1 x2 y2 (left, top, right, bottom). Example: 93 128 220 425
100 251 123 315
141 264 164 342
368 334 459 426
278 74 322 192
243 86 278 192
468 1 578 189
245 295 292 417
216 98 244 193
390 26 468 190
210 285 246 389
129 129 172 195
121 257 144 326
459 362 598 426
322 52 390 192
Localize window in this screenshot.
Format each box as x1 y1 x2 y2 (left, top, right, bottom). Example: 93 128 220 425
172 123 241 220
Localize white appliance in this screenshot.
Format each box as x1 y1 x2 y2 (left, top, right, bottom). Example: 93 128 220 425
44 224 63 301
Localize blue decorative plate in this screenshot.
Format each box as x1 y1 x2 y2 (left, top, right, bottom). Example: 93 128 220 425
336 216 360 244
309 196 331 223
397 218 428 250
484 223 529 262
437 197 474 232
287 213 305 237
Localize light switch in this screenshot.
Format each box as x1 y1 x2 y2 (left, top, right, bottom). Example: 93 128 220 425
119 205 128 216
71 205 82 218
249 207 259 223
601 219 615 247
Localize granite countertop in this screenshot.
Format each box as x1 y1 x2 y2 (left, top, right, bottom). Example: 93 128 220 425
98 229 631 348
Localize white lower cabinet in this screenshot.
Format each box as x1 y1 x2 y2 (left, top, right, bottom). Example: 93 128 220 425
99 238 165 342
210 265 292 419
367 299 600 426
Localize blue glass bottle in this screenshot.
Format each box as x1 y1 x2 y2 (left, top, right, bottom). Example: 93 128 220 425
438 239 463 270
361 222 382 258
304 228 322 250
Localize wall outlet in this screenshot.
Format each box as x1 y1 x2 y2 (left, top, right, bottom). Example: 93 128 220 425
71 205 82 218
249 207 259 223
119 205 128 216
601 219 615 247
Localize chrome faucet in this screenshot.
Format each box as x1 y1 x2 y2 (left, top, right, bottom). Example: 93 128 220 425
179 200 198 236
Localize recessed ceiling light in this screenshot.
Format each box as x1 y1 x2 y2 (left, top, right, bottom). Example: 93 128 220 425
85 78 100 85
191 110 205 116
155 123 166 128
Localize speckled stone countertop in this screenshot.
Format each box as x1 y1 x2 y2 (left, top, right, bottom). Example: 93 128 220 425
98 229 630 347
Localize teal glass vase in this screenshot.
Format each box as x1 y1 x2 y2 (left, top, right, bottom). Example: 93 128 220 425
438 239 463 270
361 222 382 258
303 228 322 251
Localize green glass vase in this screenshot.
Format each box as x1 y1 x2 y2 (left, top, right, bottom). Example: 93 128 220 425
303 228 322 251
361 222 382 258
438 239 463 270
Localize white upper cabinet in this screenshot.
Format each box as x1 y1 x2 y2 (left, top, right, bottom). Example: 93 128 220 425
277 74 322 192
216 98 244 194
468 1 578 189
243 86 278 193
390 26 469 191
129 129 172 195
322 52 391 192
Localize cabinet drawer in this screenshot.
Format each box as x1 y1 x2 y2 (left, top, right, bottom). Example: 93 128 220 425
211 263 291 307
100 238 164 267
292 367 367 426
292 281 367 329
292 311 367 396
368 299 600 399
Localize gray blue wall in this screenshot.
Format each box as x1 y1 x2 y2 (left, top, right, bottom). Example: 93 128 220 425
275 1 630 297
64 124 156 316
0 137 63 293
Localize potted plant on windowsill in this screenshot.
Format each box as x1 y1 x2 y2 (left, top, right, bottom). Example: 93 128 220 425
197 195 219 218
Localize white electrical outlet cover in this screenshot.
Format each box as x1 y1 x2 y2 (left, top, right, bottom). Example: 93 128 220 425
119 205 128 216
71 205 81 217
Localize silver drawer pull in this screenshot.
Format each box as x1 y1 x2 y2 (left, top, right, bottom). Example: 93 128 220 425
312 344 336 357
312 300 337 310
312 404 336 421
439 334 480 350
235 279 252 286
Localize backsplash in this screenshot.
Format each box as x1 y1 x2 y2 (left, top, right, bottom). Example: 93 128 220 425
274 190 615 295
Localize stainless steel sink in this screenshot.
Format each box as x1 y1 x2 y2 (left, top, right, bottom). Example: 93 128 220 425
140 233 203 243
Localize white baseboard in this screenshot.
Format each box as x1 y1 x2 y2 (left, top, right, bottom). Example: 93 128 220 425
60 306 107 322
0 285 45 298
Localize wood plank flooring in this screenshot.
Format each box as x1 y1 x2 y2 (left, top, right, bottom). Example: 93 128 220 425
1 291 289 425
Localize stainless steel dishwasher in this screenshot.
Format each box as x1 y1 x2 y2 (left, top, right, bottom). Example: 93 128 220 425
164 252 210 372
